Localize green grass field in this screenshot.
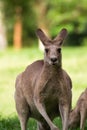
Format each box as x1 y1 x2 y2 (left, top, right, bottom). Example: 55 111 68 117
0 46 87 130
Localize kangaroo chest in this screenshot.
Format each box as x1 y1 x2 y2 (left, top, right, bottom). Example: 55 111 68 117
40 75 64 100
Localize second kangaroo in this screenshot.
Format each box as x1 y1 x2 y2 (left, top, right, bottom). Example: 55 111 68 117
15 28 72 130
69 88 87 130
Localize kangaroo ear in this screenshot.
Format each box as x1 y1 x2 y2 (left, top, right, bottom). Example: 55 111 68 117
36 28 49 45
54 28 68 46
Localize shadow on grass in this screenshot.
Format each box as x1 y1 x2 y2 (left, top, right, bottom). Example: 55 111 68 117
0 115 37 130
0 116 62 130
0 115 87 130
0 116 20 130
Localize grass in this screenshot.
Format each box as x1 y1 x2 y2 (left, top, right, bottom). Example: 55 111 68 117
0 46 87 130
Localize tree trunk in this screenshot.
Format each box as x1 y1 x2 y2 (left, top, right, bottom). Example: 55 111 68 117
13 6 22 50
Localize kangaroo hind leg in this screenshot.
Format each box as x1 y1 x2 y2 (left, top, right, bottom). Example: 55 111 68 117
15 90 30 130
80 106 86 130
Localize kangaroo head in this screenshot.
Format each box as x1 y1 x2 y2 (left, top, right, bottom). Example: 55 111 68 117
36 28 67 66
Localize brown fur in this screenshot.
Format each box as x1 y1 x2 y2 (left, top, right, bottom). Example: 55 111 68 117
69 88 87 130
15 28 72 130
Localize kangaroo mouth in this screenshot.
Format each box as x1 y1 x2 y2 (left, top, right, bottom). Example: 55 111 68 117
51 60 61 67
51 61 58 65
52 62 56 65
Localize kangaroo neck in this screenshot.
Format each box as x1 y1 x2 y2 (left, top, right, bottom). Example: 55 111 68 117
43 62 62 75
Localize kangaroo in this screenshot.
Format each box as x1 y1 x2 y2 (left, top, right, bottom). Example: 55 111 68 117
69 88 87 130
15 28 72 130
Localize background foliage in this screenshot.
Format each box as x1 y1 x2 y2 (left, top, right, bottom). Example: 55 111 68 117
2 0 87 46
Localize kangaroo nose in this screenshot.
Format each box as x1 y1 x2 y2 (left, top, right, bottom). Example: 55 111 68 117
51 58 57 63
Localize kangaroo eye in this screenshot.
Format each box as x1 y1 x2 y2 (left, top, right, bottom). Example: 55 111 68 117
57 48 61 53
45 48 49 53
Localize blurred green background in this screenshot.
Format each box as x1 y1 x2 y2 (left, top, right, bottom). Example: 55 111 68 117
0 0 87 48
0 0 87 130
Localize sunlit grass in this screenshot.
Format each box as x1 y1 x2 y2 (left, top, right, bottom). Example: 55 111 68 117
0 47 43 117
62 47 87 106
0 46 87 130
